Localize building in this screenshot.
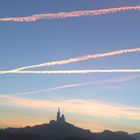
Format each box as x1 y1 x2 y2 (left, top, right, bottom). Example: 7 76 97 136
56 108 65 123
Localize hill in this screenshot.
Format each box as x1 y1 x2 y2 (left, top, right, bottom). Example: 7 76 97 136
0 109 137 140
1 120 136 140
132 133 140 140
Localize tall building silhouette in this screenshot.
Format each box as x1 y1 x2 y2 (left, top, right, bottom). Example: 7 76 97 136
56 108 61 122
56 108 65 123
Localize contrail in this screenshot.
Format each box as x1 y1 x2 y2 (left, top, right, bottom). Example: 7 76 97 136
1 74 140 97
1 69 140 74
1 48 140 75
0 5 140 22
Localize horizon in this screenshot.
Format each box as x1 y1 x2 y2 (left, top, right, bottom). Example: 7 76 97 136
0 0 140 134
1 108 139 134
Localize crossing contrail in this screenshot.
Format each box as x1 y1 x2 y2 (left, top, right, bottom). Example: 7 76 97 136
0 48 140 75
0 5 140 22
1 69 140 74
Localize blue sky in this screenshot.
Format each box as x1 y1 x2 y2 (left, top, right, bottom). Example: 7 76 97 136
0 0 140 133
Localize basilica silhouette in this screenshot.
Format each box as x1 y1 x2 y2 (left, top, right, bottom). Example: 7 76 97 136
2 108 137 140
56 108 65 123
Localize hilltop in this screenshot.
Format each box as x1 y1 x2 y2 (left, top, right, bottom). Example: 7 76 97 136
0 109 138 140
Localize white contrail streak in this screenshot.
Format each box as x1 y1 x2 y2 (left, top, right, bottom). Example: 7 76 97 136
0 5 140 22
1 48 140 75
0 69 140 74
1 74 140 97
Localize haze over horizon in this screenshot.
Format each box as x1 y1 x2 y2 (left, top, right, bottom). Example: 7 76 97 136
0 0 140 133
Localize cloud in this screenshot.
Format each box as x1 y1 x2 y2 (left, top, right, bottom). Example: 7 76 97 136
0 96 140 120
1 48 140 75
1 74 140 97
0 5 140 22
75 120 140 133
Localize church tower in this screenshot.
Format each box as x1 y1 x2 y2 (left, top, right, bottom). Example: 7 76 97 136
56 108 66 123
56 108 61 122
61 114 65 122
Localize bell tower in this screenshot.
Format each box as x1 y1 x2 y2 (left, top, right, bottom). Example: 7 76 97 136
56 108 61 122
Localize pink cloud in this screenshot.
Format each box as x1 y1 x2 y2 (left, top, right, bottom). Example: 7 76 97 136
0 5 140 22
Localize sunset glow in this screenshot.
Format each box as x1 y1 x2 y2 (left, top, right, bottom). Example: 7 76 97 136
0 0 140 135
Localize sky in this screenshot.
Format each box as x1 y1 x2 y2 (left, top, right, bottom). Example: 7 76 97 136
0 0 140 133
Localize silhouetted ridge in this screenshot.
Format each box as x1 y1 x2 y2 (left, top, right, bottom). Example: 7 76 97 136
93 129 135 140
132 133 140 140
0 109 138 140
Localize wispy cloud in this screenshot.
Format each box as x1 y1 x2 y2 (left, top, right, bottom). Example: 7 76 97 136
0 5 140 22
1 48 140 75
75 120 140 133
1 74 139 97
0 97 140 120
